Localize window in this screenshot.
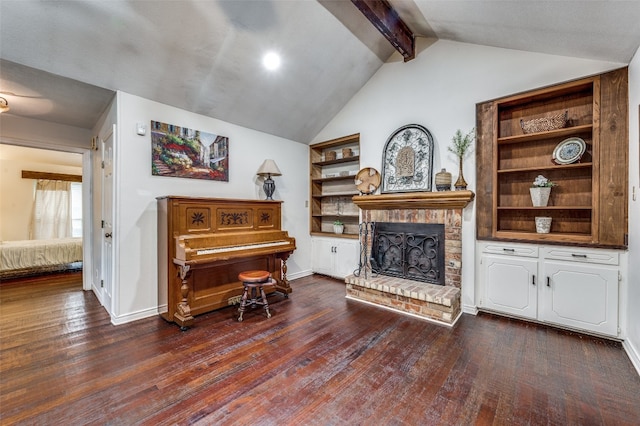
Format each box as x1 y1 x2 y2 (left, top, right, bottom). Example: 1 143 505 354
70 182 82 237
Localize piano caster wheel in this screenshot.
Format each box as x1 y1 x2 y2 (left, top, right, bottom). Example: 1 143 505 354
180 326 189 331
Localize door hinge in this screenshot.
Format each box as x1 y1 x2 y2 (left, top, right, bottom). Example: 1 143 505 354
101 279 104 288
101 160 105 169
624 234 628 246
101 220 105 228
619 271 622 282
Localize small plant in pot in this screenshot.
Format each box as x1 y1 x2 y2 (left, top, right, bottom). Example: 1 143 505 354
448 128 475 190
333 220 344 234
530 175 556 207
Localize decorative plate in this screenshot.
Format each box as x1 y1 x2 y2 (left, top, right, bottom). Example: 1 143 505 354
381 124 434 193
552 137 586 165
355 167 381 194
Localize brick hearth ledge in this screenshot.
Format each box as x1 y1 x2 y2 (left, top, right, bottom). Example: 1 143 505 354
345 274 462 326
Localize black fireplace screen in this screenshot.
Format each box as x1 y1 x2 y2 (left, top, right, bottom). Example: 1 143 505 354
370 222 445 285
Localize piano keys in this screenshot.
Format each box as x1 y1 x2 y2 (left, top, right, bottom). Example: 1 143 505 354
157 196 296 329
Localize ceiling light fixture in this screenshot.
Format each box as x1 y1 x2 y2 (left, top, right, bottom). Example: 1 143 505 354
262 51 281 71
0 97 9 113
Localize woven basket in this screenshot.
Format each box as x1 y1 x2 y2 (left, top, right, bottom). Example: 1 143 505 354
520 111 568 134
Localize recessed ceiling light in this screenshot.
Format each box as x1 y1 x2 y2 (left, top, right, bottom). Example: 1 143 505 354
262 52 281 71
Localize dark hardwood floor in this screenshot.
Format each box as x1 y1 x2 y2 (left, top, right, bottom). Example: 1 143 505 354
1 272 639 425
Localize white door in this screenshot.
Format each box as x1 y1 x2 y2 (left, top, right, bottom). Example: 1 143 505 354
311 238 334 277
482 254 538 320
540 261 618 337
101 125 115 312
334 240 360 279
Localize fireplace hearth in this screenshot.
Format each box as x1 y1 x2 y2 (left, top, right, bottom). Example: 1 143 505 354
370 222 445 285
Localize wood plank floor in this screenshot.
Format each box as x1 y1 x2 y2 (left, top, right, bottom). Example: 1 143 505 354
1 272 639 425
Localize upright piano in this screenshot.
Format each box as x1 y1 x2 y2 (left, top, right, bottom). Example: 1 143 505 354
157 196 296 329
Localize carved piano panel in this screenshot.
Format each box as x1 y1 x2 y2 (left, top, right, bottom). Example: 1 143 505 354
157 196 295 329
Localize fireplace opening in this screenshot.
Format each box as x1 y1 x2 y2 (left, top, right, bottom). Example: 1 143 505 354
370 222 445 285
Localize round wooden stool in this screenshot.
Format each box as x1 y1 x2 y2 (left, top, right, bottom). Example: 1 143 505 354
237 270 274 322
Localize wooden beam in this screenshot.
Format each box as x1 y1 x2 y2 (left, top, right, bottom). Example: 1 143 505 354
22 170 82 182
351 0 415 61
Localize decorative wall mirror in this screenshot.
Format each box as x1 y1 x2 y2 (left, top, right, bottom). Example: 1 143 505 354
381 124 434 193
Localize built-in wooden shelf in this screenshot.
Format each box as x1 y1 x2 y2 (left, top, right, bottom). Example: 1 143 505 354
352 190 475 210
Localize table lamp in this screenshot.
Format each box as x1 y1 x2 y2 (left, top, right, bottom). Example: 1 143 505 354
256 159 282 200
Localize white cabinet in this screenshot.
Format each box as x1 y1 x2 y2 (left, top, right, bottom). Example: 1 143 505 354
478 242 621 338
311 237 360 279
540 248 619 337
482 254 538 320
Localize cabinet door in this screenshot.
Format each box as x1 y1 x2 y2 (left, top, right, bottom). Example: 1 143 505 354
540 261 618 337
334 240 360 279
482 254 538 320
311 238 335 276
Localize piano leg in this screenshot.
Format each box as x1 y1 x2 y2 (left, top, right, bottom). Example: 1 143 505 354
174 264 195 330
277 254 292 298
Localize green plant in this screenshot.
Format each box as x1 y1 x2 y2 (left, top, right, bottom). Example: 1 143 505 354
448 128 475 158
333 220 343 226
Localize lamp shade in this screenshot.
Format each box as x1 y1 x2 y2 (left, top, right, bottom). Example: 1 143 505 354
256 159 282 176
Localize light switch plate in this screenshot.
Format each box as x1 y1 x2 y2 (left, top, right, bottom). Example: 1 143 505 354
136 122 146 136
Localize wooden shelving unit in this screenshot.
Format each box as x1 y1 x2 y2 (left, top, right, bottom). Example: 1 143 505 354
476 68 628 248
310 134 360 238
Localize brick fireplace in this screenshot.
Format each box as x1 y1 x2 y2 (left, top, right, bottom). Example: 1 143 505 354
345 191 474 326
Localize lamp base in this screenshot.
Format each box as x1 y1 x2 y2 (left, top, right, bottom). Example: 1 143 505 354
263 175 275 200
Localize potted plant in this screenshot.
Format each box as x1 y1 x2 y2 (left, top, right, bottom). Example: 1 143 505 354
448 128 475 190
530 175 556 207
333 219 344 234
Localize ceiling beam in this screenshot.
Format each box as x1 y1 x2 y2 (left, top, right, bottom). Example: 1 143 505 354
351 0 415 61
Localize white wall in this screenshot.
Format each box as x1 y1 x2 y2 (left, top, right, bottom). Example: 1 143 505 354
0 145 82 241
110 92 311 323
625 46 640 373
0 115 92 150
313 39 627 313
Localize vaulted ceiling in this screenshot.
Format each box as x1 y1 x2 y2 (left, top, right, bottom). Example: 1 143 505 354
1 1 639 144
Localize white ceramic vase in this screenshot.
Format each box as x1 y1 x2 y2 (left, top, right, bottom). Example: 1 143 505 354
333 224 344 234
530 187 551 207
535 216 552 233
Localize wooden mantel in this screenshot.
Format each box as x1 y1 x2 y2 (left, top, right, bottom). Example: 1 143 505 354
352 190 475 210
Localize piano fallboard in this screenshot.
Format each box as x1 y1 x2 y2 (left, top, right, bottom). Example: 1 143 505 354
175 230 295 263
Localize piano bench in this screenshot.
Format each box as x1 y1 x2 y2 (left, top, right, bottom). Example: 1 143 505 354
237 270 275 322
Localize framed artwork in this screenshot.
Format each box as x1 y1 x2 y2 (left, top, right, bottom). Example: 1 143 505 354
381 124 434 193
151 120 229 181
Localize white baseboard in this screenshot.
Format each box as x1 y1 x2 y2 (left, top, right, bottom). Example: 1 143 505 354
623 338 640 377
110 306 158 326
287 269 313 281
463 304 478 315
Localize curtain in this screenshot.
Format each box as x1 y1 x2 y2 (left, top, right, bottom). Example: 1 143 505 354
30 179 72 239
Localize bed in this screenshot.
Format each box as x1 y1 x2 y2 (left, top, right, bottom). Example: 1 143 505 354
0 237 83 279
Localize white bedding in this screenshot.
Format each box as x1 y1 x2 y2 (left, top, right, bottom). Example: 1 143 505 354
0 238 83 272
